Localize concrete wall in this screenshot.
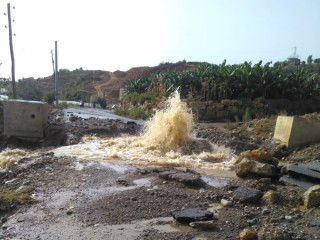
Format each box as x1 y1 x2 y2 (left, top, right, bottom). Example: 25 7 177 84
3 100 48 138
274 116 320 148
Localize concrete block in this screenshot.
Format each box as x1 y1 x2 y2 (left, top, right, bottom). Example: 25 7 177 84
3 100 48 138
274 116 320 148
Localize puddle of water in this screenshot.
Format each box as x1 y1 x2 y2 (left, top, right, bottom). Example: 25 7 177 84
105 217 179 239
53 135 236 174
99 161 136 173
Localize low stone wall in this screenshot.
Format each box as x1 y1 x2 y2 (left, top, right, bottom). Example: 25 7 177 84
189 98 320 122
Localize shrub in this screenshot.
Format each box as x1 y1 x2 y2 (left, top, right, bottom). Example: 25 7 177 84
96 97 107 109
44 92 56 104
114 107 152 120
242 108 252 122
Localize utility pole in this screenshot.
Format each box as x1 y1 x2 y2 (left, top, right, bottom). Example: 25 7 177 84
54 41 58 104
7 3 16 99
51 49 55 94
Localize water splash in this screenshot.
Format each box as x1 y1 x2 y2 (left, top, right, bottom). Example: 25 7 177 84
53 91 236 171
0 149 28 168
140 90 194 152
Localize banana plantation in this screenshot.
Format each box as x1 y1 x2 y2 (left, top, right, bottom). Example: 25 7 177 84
123 61 320 101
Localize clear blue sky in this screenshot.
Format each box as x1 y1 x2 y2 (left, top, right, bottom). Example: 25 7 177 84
1 0 319 79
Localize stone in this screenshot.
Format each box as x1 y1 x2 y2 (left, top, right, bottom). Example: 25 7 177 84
5 178 20 188
0 169 7 176
279 175 314 190
235 158 276 178
17 216 25 222
262 190 281 205
171 208 213 224
304 185 320 208
69 115 78 122
159 170 204 187
236 147 277 166
287 161 320 182
233 186 263 203
189 220 218 230
66 209 74 215
239 228 258 240
221 198 233 207
309 219 320 227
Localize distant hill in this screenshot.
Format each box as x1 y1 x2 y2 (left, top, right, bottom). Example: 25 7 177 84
29 62 199 103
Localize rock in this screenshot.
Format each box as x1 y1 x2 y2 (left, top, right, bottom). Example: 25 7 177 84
262 190 281 205
0 169 7 177
17 216 25 222
189 220 218 230
304 185 320 208
279 175 314 190
1 217 7 223
55 116 62 122
287 161 320 182
116 179 129 186
159 170 204 187
5 178 20 188
66 209 74 215
239 228 258 240
309 219 320 227
261 208 270 215
235 158 276 178
221 198 233 207
235 147 278 166
69 115 78 122
285 215 293 222
233 186 263 203
171 208 213 224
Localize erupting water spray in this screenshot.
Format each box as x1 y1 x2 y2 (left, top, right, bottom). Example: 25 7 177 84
141 90 194 152
52 90 234 171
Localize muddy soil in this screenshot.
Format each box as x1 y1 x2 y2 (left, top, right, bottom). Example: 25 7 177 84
0 110 320 239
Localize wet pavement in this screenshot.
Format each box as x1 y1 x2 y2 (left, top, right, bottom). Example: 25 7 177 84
64 107 144 125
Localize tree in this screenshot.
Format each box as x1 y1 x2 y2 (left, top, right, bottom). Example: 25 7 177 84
16 80 42 101
307 55 313 64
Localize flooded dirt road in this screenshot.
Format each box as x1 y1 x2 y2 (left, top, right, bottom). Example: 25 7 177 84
1 92 320 239
2 154 241 240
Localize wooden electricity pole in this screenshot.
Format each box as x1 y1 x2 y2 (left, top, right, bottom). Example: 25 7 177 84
54 41 58 104
51 49 55 83
7 3 16 99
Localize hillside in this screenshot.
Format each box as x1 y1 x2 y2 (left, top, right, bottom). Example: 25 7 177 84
30 62 199 103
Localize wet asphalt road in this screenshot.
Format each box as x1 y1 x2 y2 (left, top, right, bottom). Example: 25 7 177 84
63 107 144 125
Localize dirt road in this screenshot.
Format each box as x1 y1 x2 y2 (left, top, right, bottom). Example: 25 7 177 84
1 109 320 239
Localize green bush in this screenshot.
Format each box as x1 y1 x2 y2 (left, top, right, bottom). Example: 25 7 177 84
16 80 42 101
242 108 252 122
114 107 152 120
121 92 159 106
44 92 56 104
